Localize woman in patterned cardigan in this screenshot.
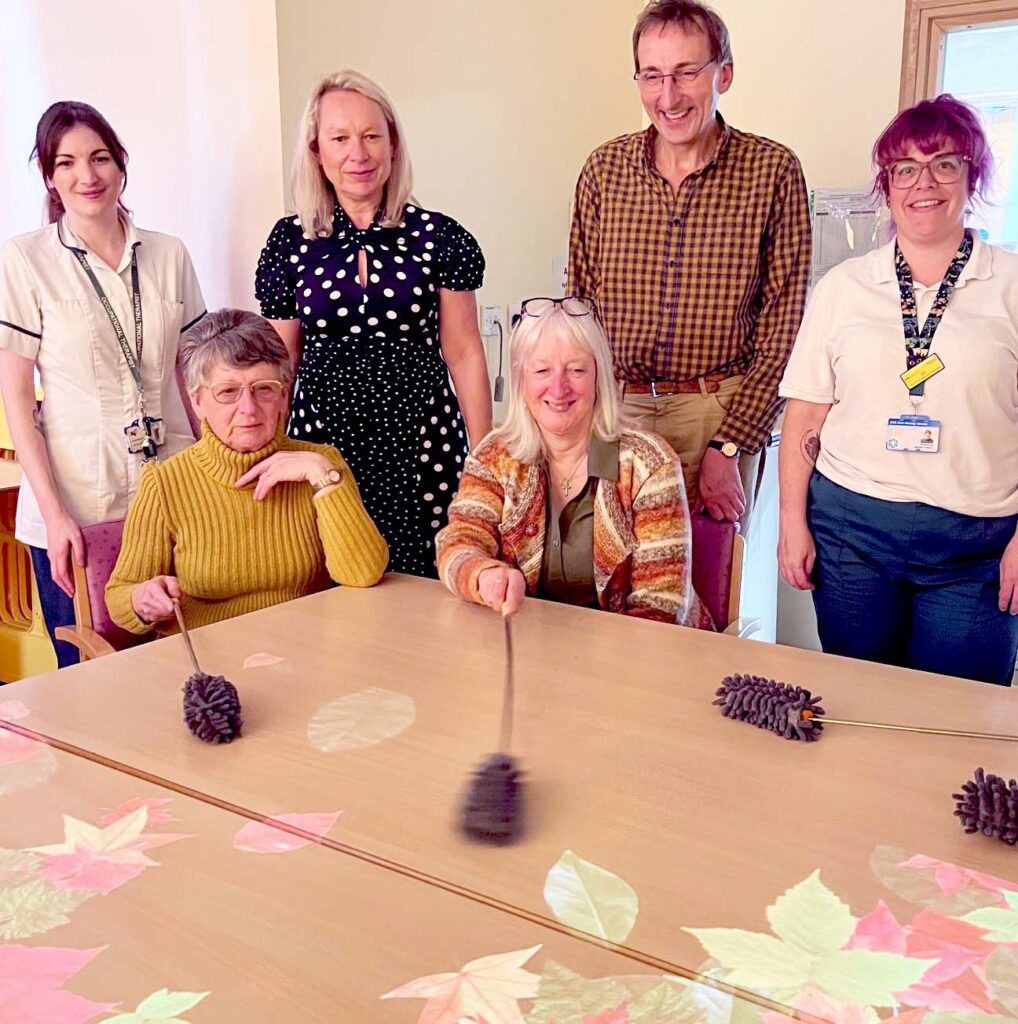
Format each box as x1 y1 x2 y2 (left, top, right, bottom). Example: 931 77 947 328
436 297 712 627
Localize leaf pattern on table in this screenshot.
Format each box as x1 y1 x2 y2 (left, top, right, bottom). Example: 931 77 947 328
307 687 416 753
241 652 283 669
0 944 114 1024
685 871 934 1006
103 987 210 1023
960 892 1018 943
232 812 341 854
380 944 541 1024
30 805 192 895
0 878 92 939
0 847 40 888
99 798 177 828
542 851 639 943
0 732 56 796
0 699 30 720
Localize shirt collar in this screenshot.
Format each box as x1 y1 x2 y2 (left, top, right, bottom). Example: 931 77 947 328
639 111 731 176
331 200 383 238
871 230 993 289
58 211 141 273
588 434 620 482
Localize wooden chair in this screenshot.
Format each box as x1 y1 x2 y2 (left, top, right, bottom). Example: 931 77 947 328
54 518 145 661
690 514 751 635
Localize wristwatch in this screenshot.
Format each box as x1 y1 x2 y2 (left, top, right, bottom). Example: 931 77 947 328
707 439 740 458
310 468 342 494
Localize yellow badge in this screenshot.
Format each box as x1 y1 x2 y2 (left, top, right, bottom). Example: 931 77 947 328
901 353 945 390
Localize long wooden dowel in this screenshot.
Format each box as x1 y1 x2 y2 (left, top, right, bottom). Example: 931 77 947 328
813 714 1018 743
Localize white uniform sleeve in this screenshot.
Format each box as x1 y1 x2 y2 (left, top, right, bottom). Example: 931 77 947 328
0 239 42 360
778 270 838 404
178 242 206 334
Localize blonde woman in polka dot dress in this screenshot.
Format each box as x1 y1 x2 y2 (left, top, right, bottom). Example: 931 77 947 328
256 70 492 577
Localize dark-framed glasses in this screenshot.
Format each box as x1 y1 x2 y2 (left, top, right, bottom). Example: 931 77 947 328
634 59 715 89
202 379 285 405
885 152 969 189
521 296 596 318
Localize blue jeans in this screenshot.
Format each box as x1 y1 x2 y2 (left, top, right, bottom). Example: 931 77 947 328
29 545 80 669
808 473 1018 686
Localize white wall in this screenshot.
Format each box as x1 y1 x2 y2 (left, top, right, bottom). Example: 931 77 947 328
0 0 285 310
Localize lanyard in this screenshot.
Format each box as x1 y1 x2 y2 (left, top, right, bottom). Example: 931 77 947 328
70 242 145 408
894 230 972 398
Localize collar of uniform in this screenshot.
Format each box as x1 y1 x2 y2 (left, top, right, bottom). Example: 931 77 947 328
331 200 383 239
58 212 141 273
870 230 993 289
638 111 732 176
193 420 287 486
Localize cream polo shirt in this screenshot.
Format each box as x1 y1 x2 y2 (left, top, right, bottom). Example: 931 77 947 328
0 217 205 546
779 234 1018 518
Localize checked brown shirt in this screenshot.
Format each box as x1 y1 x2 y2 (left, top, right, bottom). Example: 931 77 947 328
568 116 811 453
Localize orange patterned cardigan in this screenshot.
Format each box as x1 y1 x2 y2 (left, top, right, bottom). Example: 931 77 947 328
436 430 714 628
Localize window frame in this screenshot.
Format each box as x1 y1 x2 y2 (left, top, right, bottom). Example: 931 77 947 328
900 0 1018 107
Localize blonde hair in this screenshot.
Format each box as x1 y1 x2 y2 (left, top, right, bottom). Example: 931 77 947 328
492 306 624 463
290 69 414 236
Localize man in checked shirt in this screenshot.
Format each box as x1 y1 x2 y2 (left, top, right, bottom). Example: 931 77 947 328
569 0 811 535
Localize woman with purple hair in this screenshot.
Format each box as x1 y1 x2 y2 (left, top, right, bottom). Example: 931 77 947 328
777 94 1018 685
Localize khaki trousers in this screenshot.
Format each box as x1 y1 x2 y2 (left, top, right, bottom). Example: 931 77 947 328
621 375 764 538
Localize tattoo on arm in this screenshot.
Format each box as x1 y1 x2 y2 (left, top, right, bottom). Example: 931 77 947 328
801 430 820 466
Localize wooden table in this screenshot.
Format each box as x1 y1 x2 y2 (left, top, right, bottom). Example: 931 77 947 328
5 574 1018 1018
1 727 775 1024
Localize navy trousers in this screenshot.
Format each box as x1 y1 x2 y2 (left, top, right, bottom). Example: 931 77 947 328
29 545 80 669
807 473 1018 685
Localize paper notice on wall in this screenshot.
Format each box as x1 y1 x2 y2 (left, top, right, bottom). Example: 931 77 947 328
810 188 888 289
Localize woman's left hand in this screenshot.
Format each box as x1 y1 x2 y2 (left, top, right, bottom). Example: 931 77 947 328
999 533 1018 614
236 452 335 500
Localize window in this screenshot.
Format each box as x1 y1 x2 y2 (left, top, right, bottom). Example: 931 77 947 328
901 0 1018 250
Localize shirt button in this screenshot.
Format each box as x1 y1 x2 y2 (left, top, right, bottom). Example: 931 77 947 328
553 540 560 547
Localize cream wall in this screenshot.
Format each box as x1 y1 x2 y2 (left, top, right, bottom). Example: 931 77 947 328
0 0 285 309
274 0 643 369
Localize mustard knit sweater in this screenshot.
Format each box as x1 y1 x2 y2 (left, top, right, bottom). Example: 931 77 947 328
105 425 389 634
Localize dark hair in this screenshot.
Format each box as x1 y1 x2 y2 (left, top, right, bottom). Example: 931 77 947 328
872 94 992 202
31 101 129 223
632 0 733 71
179 309 293 393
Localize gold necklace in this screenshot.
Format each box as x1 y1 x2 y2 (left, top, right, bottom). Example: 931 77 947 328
552 451 588 500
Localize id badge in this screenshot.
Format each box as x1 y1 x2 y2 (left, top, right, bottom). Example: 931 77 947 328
886 415 941 453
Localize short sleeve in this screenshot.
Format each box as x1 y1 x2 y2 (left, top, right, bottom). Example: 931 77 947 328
434 215 485 291
255 216 301 320
0 239 42 360
177 242 206 333
778 270 838 404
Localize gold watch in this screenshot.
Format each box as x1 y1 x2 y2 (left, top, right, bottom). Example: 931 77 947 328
707 439 740 458
310 468 342 494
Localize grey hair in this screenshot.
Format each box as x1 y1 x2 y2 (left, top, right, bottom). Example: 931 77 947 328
179 309 292 394
490 305 625 463
290 69 414 236
633 0 733 69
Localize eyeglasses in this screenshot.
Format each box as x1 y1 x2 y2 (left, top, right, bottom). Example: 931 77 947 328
884 152 970 190
634 59 715 89
521 296 596 318
201 379 285 405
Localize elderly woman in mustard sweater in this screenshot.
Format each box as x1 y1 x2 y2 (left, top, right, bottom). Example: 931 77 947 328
105 309 388 634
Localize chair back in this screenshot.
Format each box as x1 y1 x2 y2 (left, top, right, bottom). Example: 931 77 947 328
691 514 744 630
71 519 144 652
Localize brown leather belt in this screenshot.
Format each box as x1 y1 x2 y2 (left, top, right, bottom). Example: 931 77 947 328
621 371 732 397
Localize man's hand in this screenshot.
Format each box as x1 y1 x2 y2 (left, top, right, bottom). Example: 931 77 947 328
131 575 181 624
779 518 816 591
477 565 526 616
235 452 335 500
697 446 746 523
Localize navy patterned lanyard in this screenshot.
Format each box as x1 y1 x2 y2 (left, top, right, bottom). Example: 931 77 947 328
70 242 146 409
894 230 972 398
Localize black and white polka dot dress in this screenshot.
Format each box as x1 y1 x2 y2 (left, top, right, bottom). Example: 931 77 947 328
255 202 484 577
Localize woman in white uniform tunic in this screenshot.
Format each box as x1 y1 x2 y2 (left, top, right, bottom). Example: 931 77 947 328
0 101 205 667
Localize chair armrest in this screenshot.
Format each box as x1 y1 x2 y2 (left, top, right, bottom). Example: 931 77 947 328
54 625 116 661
